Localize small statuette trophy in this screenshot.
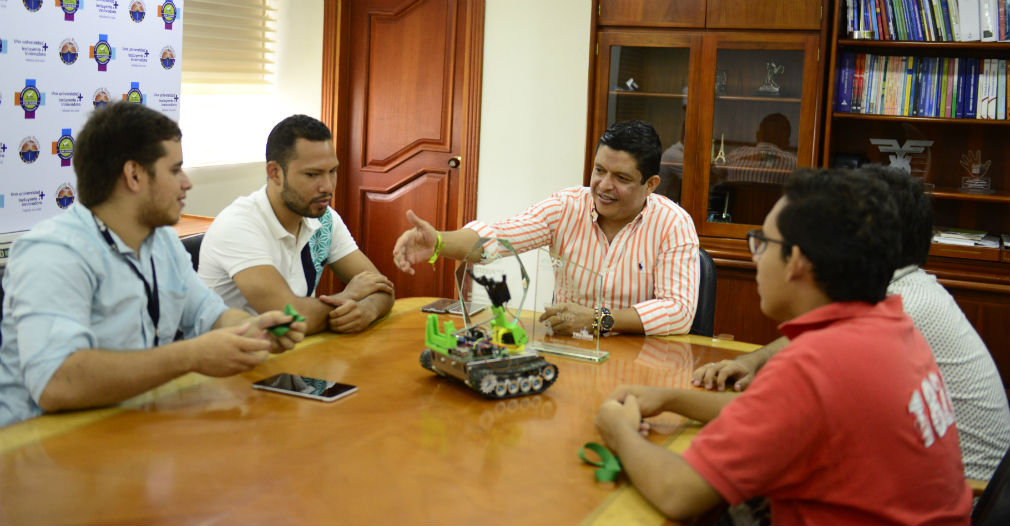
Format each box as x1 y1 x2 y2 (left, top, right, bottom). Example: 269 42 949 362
715 70 728 95
757 61 785 95
711 132 726 164
959 150 993 194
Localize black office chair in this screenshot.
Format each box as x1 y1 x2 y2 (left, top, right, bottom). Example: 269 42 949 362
688 248 717 337
973 445 1010 526
181 234 203 271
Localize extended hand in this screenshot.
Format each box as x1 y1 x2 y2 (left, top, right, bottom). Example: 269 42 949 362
340 271 394 301
691 359 754 392
538 303 595 335
250 310 307 353
392 210 438 275
189 324 271 376
320 296 375 333
595 394 644 449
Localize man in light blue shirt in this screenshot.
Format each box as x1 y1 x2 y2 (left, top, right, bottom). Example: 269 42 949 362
0 102 307 427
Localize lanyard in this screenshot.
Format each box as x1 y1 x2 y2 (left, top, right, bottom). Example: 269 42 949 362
94 217 161 346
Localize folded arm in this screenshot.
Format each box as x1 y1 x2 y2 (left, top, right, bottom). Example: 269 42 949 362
320 250 395 333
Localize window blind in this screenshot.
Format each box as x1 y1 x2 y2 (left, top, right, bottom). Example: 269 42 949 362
182 0 278 85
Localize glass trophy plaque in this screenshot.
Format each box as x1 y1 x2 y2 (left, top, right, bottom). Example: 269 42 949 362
522 247 608 363
450 241 608 363
959 150 994 195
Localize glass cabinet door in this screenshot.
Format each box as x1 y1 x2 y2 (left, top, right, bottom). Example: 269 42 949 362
595 32 695 203
700 35 819 235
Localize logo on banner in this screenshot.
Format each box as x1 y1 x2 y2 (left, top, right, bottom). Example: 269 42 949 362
123 82 145 104
130 1 146 22
52 129 75 167
23 0 44 12
93 87 112 108
57 0 81 21
55 183 76 209
59 38 79 65
90 34 115 71
0 142 7 164
160 46 175 69
15 79 46 119
19 136 40 164
1 38 7 54
158 1 178 30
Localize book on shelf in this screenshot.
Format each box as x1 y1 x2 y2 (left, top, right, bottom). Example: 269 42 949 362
933 228 999 248
960 0 982 39
980 0 998 40
846 0 1010 40
835 53 1008 119
936 226 988 240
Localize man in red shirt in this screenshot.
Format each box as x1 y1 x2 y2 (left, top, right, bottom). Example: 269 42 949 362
594 168 971 524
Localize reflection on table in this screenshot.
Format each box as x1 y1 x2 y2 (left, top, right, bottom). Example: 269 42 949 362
0 298 756 525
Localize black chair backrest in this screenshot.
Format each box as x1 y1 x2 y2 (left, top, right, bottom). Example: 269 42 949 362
973 445 1010 526
689 247 716 337
181 234 203 272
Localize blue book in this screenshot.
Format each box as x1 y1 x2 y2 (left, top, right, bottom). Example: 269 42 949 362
939 0 953 41
955 58 967 118
868 0 880 37
883 0 899 39
927 57 939 116
905 0 923 40
837 53 856 112
965 58 978 119
913 55 928 115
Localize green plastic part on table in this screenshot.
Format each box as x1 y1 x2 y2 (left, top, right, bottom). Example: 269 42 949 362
579 442 622 482
268 304 306 337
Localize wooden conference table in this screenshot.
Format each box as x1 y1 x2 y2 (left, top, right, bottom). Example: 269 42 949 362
0 298 757 525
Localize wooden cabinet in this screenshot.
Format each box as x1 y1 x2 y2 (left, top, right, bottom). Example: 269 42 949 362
822 0 1009 389
587 0 828 344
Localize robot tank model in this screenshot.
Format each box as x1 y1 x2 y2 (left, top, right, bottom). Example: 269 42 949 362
420 272 558 399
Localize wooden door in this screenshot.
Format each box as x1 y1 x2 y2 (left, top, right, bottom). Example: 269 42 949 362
321 0 483 298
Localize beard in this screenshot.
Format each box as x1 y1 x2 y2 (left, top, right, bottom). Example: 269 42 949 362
139 196 180 228
280 178 329 218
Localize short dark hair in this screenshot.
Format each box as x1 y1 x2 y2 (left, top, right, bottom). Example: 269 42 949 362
74 102 181 207
596 120 662 182
265 115 332 173
777 168 901 303
858 164 933 268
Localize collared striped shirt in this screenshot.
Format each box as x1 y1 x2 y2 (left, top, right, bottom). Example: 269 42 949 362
465 187 699 335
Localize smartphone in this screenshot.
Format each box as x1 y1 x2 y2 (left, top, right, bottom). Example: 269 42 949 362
447 302 488 316
253 373 357 402
421 298 488 316
420 298 456 314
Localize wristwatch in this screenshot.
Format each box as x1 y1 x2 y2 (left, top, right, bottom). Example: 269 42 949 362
594 307 614 336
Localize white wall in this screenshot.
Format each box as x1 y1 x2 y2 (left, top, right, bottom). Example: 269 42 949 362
473 0 592 309
181 0 324 216
476 0 592 222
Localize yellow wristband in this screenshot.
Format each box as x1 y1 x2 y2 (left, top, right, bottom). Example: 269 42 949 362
427 231 443 265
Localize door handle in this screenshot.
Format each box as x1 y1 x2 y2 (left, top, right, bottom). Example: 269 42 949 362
448 156 462 169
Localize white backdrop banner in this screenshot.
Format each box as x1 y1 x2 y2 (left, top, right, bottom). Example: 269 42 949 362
0 0 183 260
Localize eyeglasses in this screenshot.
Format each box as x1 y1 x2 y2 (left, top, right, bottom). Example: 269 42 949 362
746 229 790 256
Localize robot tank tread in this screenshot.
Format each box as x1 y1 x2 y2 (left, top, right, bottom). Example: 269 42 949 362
420 346 558 399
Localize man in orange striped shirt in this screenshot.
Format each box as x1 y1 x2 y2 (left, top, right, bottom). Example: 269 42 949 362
392 120 699 336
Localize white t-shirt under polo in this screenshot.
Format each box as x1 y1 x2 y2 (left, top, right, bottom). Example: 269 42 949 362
198 186 358 314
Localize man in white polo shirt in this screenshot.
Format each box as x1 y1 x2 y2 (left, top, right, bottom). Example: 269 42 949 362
199 115 394 334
